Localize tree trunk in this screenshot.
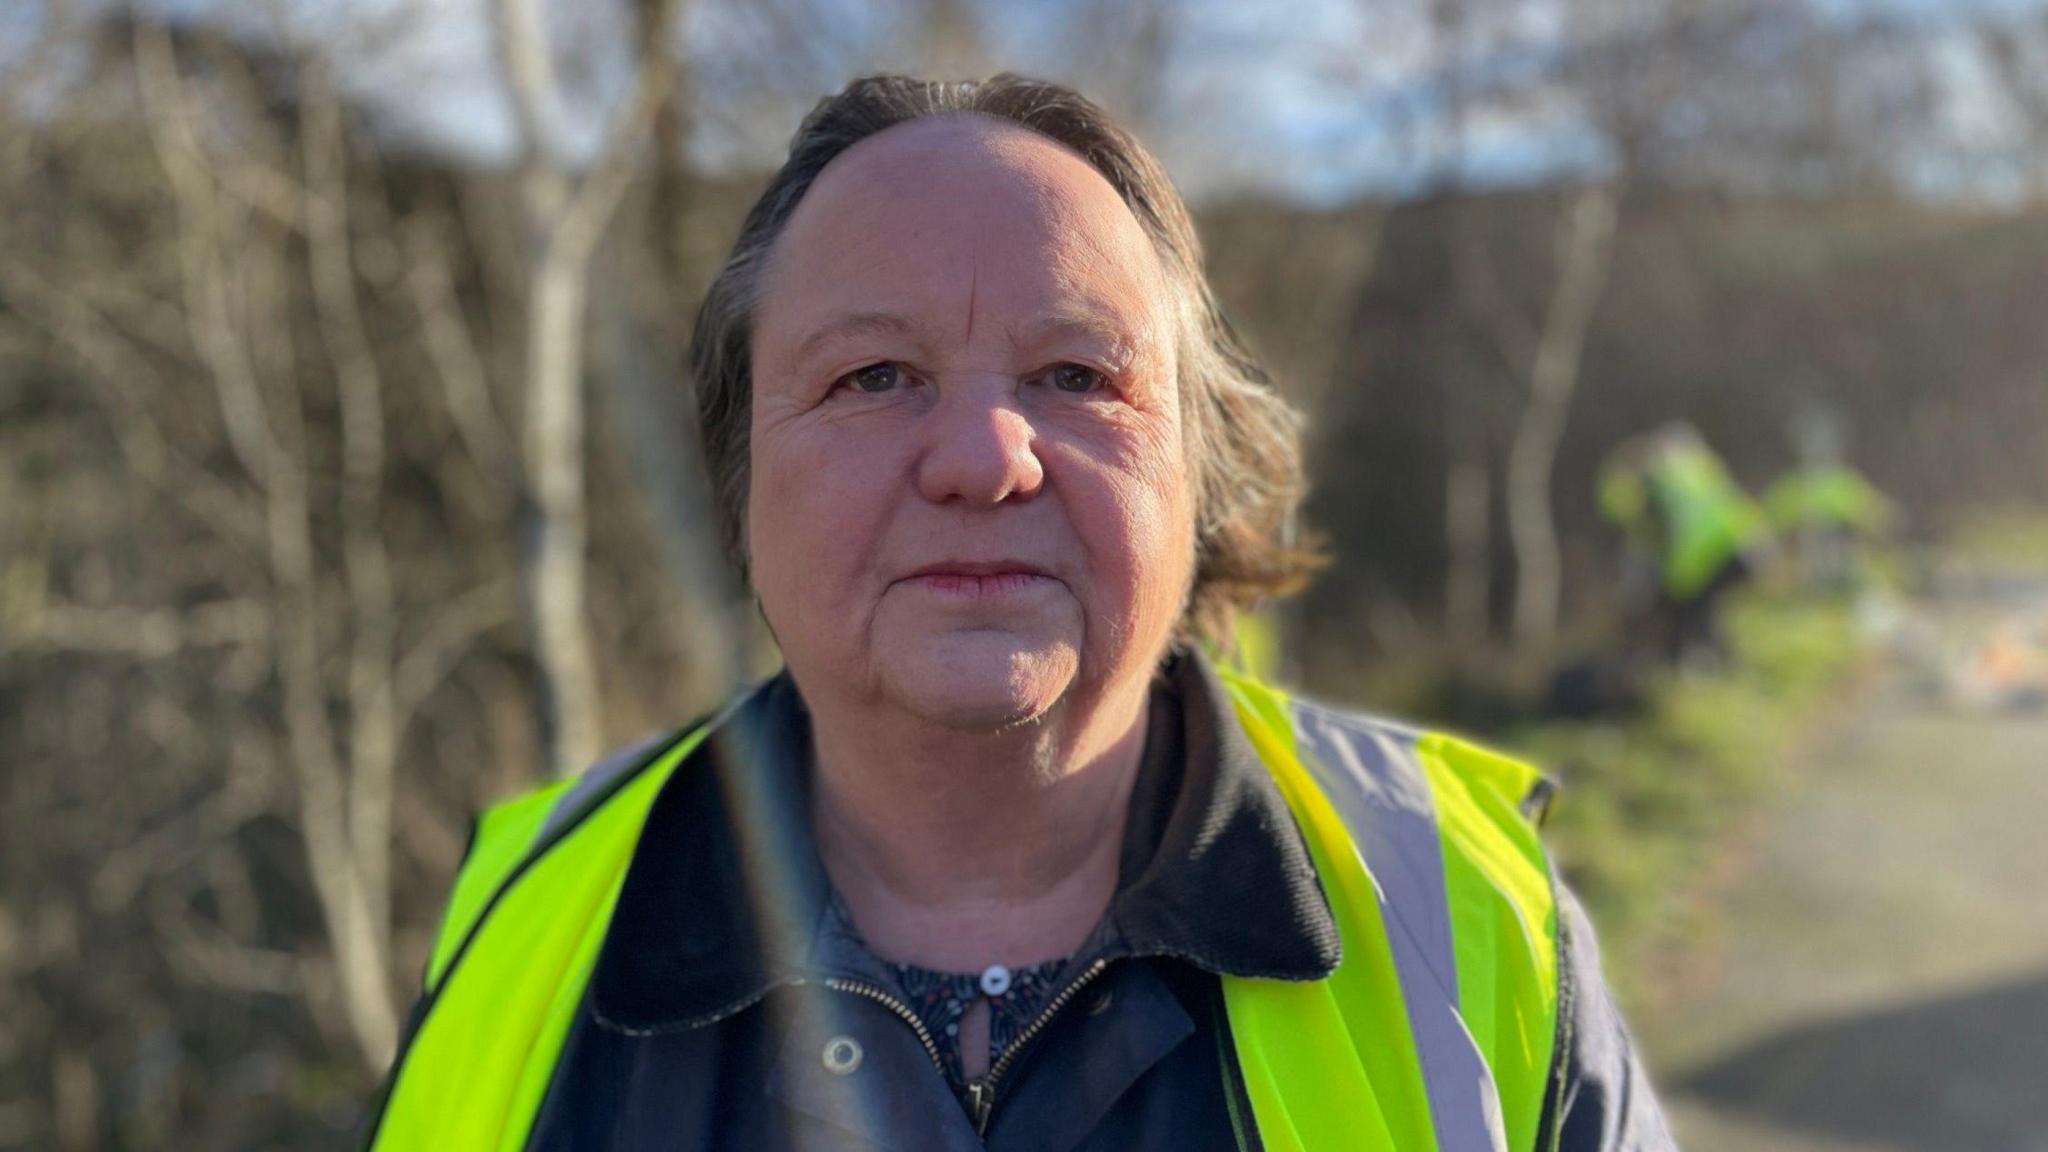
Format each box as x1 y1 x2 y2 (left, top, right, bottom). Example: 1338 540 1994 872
1507 184 1618 662
494 0 680 775
522 237 606 774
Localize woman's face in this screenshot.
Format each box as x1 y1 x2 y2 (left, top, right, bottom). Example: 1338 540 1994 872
747 116 1195 731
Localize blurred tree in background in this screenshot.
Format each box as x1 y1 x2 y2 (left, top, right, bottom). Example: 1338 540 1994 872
3 0 2048 1145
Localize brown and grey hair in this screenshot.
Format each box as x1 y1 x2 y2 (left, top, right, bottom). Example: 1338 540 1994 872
690 73 1322 642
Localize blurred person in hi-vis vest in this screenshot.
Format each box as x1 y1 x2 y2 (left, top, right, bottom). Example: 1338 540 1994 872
1600 422 1773 667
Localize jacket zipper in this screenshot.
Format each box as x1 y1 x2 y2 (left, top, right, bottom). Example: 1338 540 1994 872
816 977 949 1076
964 958 1111 1136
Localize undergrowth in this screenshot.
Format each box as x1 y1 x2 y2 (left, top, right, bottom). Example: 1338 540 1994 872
1510 595 1862 987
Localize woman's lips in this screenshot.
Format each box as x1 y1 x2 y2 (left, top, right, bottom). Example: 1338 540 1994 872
899 566 1057 598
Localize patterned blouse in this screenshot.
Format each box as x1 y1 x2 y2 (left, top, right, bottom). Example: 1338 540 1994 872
824 893 1071 1095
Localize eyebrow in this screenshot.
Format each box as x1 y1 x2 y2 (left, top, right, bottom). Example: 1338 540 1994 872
1006 308 1146 370
792 304 1149 368
794 311 921 363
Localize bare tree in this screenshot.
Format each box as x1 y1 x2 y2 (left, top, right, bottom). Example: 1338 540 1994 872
1503 183 1616 658
131 22 406 1067
0 11 521 1089
1452 186 1619 664
492 0 683 775
1431 0 1625 666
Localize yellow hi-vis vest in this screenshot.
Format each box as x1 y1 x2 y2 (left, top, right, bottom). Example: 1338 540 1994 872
367 671 1564 1152
1600 444 1770 602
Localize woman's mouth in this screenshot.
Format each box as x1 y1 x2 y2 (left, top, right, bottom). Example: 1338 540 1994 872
899 563 1058 598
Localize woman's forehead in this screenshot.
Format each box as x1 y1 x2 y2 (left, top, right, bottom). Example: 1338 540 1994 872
756 117 1171 351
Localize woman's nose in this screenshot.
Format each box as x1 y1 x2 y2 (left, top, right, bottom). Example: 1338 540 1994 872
914 382 1045 507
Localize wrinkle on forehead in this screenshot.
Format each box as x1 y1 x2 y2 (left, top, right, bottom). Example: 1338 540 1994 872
755 114 1176 354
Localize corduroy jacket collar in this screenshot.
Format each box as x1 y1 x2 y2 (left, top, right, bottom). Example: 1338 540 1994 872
588 646 1341 1033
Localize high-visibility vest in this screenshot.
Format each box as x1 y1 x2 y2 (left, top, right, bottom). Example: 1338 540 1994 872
1764 465 1895 536
367 670 1564 1152
1601 443 1770 601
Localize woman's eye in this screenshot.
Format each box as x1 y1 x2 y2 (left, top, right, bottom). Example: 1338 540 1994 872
843 363 903 394
1050 364 1104 394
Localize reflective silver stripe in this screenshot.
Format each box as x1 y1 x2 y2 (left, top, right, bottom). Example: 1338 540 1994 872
536 685 770 848
1290 702 1509 1152
537 731 673 846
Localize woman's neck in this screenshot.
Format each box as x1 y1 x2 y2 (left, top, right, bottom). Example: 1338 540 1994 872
806 678 1151 972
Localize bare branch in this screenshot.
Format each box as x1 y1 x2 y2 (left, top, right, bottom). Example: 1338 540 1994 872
404 208 513 485
149 889 306 998
9 599 268 658
492 0 569 174
0 267 266 547
133 18 401 1070
556 27 679 266
132 21 278 490
91 769 277 912
393 576 519 738
301 60 400 973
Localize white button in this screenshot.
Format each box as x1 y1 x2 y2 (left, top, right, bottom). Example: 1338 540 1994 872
980 964 1012 997
821 1036 863 1075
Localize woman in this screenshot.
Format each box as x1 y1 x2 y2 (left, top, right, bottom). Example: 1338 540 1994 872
368 75 1672 1152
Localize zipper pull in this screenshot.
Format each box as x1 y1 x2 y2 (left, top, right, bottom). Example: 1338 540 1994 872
964 1077 994 1136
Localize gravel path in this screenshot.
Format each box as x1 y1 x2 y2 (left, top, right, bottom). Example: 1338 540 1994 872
1639 595 2048 1151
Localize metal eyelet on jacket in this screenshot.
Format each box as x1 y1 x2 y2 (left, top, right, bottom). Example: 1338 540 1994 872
821 1036 864 1076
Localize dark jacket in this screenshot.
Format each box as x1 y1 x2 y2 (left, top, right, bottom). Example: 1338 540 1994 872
512 650 1674 1151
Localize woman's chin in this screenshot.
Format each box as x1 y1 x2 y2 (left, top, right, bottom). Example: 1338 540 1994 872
878 632 1081 731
